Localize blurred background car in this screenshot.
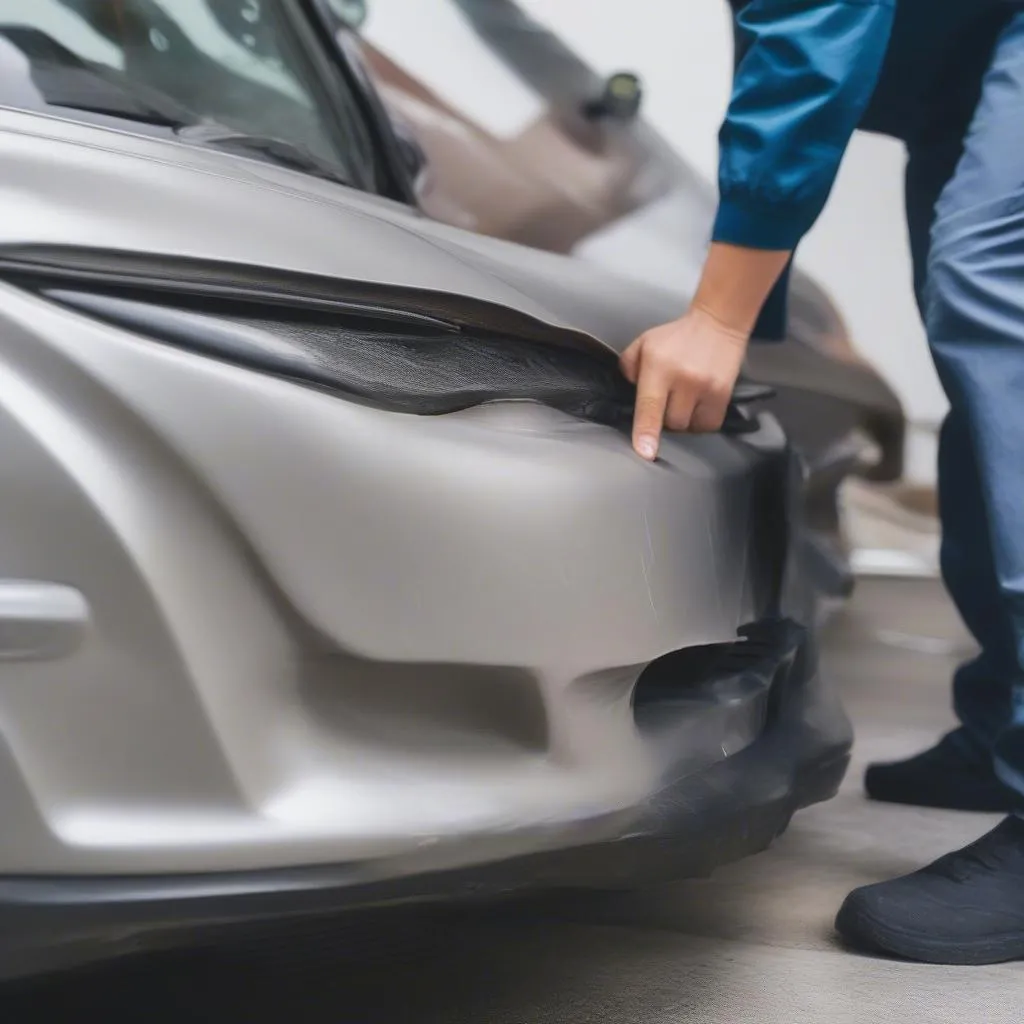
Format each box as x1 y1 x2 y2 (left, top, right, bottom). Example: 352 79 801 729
0 0 853 979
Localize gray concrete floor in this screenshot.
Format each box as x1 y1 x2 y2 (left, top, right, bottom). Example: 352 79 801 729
2 578 1019 1022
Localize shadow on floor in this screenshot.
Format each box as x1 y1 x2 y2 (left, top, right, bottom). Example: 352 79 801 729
0 900 741 1024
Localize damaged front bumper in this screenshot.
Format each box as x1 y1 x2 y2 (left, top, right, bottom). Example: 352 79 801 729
0 617 851 979
0 284 850 977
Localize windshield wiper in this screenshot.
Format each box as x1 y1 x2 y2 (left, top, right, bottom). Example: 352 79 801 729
52 95 191 128
44 100 353 187
175 123 353 188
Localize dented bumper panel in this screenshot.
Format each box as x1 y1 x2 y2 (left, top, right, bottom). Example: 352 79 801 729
0 283 811 877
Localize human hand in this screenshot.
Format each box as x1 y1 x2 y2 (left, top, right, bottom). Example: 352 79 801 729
619 305 750 460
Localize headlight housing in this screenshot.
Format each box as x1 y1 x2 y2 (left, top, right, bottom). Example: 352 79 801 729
46 286 644 425
1 247 770 434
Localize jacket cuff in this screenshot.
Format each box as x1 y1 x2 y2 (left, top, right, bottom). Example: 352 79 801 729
712 195 810 251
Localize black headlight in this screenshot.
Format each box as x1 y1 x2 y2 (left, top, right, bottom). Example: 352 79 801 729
0 238 769 435
44 286 645 426
45 286 772 433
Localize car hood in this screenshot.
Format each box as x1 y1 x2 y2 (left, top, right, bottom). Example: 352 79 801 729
0 107 903 430
0 107 680 353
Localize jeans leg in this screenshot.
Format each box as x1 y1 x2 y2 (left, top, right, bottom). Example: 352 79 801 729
938 413 1019 753
925 12 1024 797
904 94 1017 757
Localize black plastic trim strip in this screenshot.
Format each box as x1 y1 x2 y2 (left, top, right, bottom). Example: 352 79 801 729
0 246 604 354
0 251 459 334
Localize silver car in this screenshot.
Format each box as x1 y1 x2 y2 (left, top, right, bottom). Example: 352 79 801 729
0 2 850 979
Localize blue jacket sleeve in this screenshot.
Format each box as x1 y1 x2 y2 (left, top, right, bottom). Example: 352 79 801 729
713 0 896 251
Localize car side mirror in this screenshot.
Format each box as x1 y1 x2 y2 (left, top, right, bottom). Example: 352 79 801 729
583 72 643 122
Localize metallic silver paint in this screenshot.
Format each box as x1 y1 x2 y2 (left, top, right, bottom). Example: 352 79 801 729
0 581 88 661
0 106 678 347
0 107 818 879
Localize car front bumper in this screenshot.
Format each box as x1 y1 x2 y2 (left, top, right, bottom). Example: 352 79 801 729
0 283 850 977
0 617 850 979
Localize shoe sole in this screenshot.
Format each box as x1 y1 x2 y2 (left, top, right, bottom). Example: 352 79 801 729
836 899 1024 966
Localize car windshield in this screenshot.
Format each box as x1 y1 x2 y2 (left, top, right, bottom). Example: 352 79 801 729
0 0 373 185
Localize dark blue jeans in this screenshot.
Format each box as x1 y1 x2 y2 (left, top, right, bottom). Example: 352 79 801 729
904 12 1024 798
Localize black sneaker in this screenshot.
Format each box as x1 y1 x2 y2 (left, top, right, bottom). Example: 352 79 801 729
865 729 1018 812
836 816 1024 965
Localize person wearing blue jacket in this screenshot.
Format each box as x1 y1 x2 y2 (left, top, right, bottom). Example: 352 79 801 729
622 0 1024 964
